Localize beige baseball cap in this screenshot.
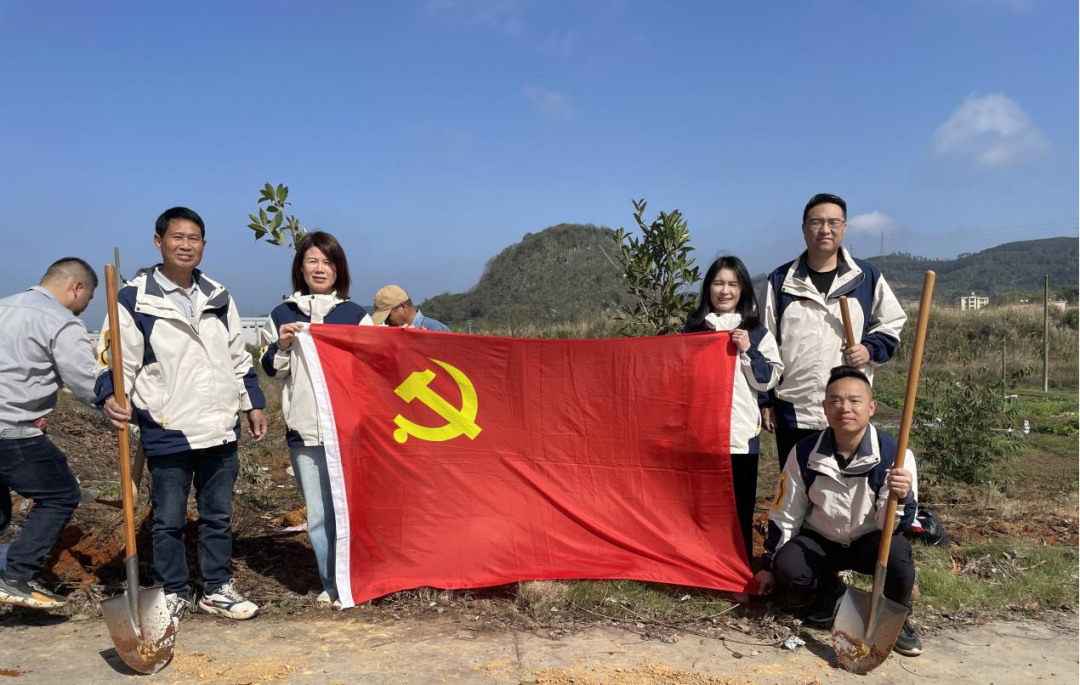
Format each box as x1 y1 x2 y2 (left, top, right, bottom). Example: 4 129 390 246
372 285 409 325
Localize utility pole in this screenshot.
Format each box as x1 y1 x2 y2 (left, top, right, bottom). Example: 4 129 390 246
1043 274 1050 392
1001 338 1007 410
879 229 884 256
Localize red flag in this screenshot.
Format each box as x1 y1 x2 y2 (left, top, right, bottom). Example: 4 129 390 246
300 326 753 607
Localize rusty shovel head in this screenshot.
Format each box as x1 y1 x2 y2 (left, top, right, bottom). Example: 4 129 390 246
101 584 175 674
831 584 909 674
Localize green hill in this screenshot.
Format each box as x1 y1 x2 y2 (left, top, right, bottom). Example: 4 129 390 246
865 237 1078 304
420 223 632 326
425 231 1077 328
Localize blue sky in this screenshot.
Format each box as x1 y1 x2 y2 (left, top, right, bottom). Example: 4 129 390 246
1 0 1076 325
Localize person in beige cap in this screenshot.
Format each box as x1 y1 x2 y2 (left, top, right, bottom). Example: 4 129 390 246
371 285 450 331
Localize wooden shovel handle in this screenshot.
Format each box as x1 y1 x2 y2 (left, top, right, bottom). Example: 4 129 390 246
839 296 857 349
105 264 138 557
876 271 935 567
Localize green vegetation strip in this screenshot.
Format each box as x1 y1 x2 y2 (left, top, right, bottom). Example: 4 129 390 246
915 539 1078 612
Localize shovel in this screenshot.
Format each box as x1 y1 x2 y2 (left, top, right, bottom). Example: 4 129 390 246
832 271 935 674
99 264 175 674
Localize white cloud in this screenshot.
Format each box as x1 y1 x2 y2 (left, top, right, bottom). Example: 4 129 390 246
930 93 1049 168
522 86 575 121
847 211 897 235
427 0 529 37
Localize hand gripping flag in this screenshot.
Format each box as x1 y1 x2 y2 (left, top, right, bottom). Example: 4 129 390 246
299 326 754 607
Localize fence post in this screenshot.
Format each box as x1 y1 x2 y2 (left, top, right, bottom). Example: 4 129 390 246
1043 274 1050 392
1001 338 1007 410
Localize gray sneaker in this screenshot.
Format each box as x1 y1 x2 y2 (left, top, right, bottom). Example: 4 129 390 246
164 593 190 628
0 571 67 610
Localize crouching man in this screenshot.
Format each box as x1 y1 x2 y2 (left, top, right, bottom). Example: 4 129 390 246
755 365 923 657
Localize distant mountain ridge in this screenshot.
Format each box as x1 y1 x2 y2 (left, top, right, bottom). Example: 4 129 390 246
423 229 1077 326
862 237 1078 303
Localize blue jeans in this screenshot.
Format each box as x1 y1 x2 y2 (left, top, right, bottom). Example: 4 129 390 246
0 436 81 581
147 443 239 596
290 446 336 595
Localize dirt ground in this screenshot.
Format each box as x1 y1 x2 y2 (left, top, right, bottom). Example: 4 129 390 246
0 610 1075 684
7 393 1075 622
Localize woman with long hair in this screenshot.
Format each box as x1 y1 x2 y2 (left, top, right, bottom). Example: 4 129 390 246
260 232 372 608
684 255 783 561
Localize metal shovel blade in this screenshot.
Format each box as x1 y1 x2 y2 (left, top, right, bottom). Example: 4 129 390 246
101 584 175 674
831 584 909 674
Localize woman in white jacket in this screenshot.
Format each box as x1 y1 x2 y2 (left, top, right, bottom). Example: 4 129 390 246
683 256 783 560
261 232 372 607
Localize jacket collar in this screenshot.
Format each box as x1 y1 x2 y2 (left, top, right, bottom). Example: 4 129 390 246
808 425 880 480
133 265 229 319
782 246 864 303
285 291 344 323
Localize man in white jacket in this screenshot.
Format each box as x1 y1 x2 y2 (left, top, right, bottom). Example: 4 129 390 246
755 366 922 657
761 193 907 469
99 207 267 626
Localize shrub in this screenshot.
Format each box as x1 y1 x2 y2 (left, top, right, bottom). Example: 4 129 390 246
613 200 700 336
912 372 1022 485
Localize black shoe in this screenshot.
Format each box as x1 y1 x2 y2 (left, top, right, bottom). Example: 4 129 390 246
894 620 923 656
802 579 847 629
0 570 68 609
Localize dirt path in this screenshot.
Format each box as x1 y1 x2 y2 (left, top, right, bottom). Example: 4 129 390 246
0 611 1075 684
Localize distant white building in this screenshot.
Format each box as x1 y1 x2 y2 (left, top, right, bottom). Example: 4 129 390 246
240 317 270 347
959 292 989 311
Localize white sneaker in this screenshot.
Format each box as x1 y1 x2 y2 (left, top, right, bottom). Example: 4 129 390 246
164 593 190 628
316 590 342 610
197 580 259 620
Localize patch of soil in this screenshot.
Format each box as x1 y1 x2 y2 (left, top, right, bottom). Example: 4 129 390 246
166 651 301 684
534 659 757 685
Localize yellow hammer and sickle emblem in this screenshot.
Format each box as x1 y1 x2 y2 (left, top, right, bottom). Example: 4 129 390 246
392 358 482 444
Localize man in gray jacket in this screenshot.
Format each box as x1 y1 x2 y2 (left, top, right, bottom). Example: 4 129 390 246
0 258 130 609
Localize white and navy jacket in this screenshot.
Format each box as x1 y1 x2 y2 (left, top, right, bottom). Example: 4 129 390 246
763 247 906 430
94 266 265 456
762 425 918 570
260 293 372 448
683 313 783 454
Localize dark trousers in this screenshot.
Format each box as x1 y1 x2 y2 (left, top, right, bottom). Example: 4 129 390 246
147 443 239 596
730 453 758 561
0 436 81 581
773 528 915 610
774 424 821 471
